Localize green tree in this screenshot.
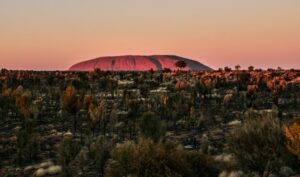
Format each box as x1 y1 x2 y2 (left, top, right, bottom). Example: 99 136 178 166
139 111 166 142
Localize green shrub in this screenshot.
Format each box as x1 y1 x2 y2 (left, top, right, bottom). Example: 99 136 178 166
139 111 166 142
105 138 218 177
229 115 292 174
89 136 112 177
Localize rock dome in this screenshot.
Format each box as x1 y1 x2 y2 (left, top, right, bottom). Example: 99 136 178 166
69 55 212 71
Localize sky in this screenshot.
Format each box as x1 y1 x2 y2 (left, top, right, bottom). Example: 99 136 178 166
0 0 299 70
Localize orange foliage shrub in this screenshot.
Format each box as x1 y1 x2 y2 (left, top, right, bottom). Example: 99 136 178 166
247 84 258 95
266 80 274 91
62 86 81 114
284 121 300 160
175 81 188 89
277 80 287 92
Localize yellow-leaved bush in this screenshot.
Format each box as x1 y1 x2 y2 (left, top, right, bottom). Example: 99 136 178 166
284 120 300 160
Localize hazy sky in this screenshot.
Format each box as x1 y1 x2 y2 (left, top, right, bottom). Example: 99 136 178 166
0 0 299 70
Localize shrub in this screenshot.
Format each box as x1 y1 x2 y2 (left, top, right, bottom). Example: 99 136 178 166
284 120 300 160
88 100 106 135
105 141 136 177
16 128 39 163
163 68 172 73
89 136 112 177
105 138 218 177
62 86 82 133
16 118 40 164
76 147 89 172
58 132 79 177
139 111 166 142
175 81 188 89
229 115 290 174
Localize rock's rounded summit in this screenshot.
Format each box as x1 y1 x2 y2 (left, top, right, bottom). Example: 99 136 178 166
69 55 212 71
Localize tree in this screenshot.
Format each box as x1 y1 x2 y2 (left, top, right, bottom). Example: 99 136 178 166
235 64 241 71
175 60 187 70
224 66 231 72
248 66 254 71
83 94 94 111
62 86 81 134
107 79 118 98
163 68 172 73
110 103 118 133
10 89 36 143
0 93 9 120
127 99 140 139
88 100 106 136
62 86 81 115
15 91 32 119
139 112 166 142
277 66 283 71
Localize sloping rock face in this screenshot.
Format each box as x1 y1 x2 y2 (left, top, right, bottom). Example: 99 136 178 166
69 55 212 71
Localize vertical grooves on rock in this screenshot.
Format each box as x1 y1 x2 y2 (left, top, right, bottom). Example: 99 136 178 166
111 59 116 71
149 57 162 70
69 55 212 71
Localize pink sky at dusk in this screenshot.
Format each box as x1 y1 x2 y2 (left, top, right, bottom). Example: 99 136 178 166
0 0 299 70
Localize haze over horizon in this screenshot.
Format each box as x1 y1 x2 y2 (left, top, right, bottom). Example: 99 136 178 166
0 0 299 70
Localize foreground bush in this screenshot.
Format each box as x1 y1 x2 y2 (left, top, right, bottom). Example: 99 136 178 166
285 120 300 161
229 115 292 174
105 138 218 177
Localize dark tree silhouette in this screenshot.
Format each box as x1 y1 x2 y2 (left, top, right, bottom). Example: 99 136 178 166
248 65 254 71
175 60 187 70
